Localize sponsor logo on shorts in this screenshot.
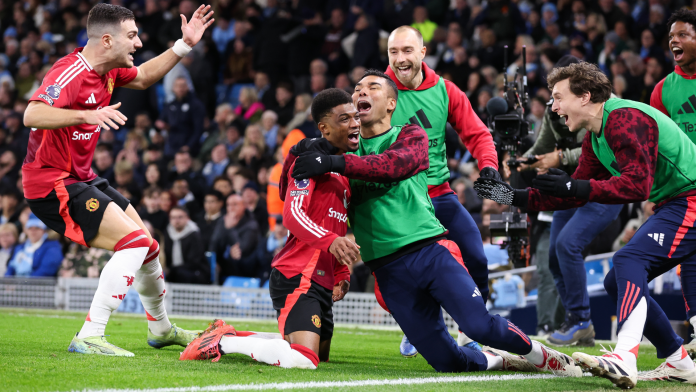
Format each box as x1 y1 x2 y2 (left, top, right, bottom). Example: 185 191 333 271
86 198 100 212
38 94 54 106
290 190 309 196
45 84 61 99
294 178 310 189
107 78 114 94
312 315 321 328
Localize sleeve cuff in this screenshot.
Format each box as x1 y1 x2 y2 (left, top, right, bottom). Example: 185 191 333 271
330 155 346 174
513 189 529 208
575 180 591 199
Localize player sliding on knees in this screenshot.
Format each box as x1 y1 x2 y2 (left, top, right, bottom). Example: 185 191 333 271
179 89 360 369
288 71 581 377
22 3 214 356
475 62 696 388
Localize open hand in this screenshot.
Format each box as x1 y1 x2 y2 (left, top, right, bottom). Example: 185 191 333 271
329 237 360 266
181 4 214 47
84 102 127 131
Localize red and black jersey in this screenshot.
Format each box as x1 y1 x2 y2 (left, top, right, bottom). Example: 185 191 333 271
24 47 138 199
272 161 351 290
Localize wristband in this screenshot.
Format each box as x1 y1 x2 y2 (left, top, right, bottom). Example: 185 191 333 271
172 39 192 57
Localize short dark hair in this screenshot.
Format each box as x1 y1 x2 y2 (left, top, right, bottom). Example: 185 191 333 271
547 62 612 103
668 8 696 29
311 88 354 124
143 186 162 199
361 69 399 103
213 175 232 185
170 205 189 217
205 190 225 202
87 4 135 38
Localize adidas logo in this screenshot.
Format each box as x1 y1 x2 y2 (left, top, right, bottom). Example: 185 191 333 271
472 287 482 297
648 233 664 246
677 94 696 114
85 93 97 104
316 157 322 164
566 181 571 190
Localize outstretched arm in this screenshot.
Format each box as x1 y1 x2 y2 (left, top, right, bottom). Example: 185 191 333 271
124 5 214 90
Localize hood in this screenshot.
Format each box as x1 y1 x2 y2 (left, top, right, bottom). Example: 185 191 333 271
385 61 440 91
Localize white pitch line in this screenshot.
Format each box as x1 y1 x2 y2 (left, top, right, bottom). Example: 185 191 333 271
68 374 556 392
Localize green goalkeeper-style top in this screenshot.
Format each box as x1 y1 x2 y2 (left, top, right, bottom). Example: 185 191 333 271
347 125 446 266
594 98 696 204
658 71 696 145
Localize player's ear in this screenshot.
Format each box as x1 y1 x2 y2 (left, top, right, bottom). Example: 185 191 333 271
580 91 591 106
318 121 330 138
387 96 397 113
101 33 113 49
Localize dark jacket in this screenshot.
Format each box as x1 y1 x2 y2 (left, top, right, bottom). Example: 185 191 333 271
163 223 210 284
160 92 206 157
210 210 260 278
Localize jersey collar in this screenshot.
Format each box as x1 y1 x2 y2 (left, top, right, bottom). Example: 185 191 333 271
72 47 94 72
674 65 696 79
385 62 440 91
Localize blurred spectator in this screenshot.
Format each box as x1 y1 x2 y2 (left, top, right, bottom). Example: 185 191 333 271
266 216 287 257
5 215 62 277
139 187 169 234
211 194 260 280
285 93 313 132
445 0 471 31
492 273 526 309
145 162 167 189
613 201 656 251
242 181 269 235
202 144 230 186
0 186 21 225
473 0 525 45
255 72 276 109
114 161 142 208
4 112 29 162
169 150 207 201
200 103 235 160
196 190 225 251
224 38 253 86
271 82 295 126
260 110 280 152
234 87 265 123
411 6 438 44
322 9 347 75
157 77 206 157
164 206 209 284
0 223 19 277
170 177 201 219
59 243 112 278
342 13 382 70
213 176 234 199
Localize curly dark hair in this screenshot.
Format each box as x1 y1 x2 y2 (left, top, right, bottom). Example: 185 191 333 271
547 62 612 103
87 4 135 38
311 88 354 125
667 8 696 30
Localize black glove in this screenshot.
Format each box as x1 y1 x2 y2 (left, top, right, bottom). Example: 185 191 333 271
479 166 503 182
473 177 529 207
292 151 346 180
290 138 339 157
532 168 590 198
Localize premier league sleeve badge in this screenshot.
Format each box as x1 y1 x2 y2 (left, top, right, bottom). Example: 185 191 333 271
45 84 62 100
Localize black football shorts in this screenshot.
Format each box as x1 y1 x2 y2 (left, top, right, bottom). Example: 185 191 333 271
27 176 130 246
269 268 334 341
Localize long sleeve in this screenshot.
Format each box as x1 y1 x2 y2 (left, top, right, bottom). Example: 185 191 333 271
444 79 498 170
333 261 350 284
342 124 429 183
31 242 63 277
282 164 338 252
528 108 658 211
523 109 559 157
650 78 668 116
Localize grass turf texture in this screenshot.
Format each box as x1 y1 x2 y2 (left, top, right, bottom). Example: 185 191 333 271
0 308 693 392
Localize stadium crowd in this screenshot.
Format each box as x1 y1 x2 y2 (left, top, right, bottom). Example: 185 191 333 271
0 0 687 301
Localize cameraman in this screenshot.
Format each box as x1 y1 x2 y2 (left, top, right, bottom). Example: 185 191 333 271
516 56 622 346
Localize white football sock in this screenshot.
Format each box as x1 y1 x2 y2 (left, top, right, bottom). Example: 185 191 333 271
483 351 503 370
236 331 283 339
457 330 474 346
78 246 148 338
219 336 318 369
614 297 647 369
666 346 694 370
690 315 696 329
134 255 171 336
523 341 545 366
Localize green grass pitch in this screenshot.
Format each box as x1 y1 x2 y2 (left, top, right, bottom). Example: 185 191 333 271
0 307 693 392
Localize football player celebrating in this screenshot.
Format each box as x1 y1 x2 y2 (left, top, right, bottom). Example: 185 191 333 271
22 3 214 356
650 8 696 359
476 62 696 388
179 89 360 369
290 71 581 377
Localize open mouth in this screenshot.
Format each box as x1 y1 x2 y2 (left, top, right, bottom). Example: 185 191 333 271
128 52 135 61
357 100 372 114
396 64 412 77
348 130 360 143
559 114 568 124
673 47 684 61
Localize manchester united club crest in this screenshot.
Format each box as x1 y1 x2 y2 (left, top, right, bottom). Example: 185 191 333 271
311 315 321 328
107 78 114 94
86 198 99 212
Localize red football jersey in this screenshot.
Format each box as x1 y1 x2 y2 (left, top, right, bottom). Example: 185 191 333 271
272 162 351 290
23 48 138 199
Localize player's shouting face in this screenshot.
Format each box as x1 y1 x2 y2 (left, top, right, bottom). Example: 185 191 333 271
353 75 397 127
669 21 696 71
104 19 142 68
388 28 426 87
317 103 360 154
551 79 590 133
